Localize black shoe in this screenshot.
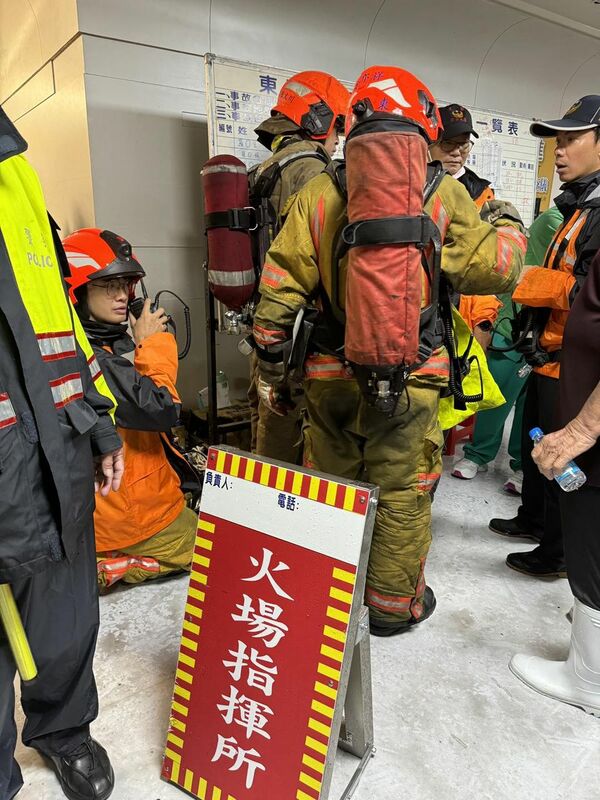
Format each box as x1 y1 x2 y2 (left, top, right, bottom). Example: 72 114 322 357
369 586 437 637
489 517 542 542
506 550 567 578
44 738 114 800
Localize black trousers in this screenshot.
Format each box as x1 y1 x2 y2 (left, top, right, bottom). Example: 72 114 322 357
561 486 600 611
515 372 564 564
0 528 99 800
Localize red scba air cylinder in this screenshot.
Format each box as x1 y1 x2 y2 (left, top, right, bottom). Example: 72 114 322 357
344 130 427 368
202 155 255 311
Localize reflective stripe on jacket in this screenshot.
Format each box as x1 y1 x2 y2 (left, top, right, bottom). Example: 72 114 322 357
254 170 525 383
513 181 600 378
0 109 120 580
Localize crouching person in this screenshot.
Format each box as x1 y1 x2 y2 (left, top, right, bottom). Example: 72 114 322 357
64 228 198 589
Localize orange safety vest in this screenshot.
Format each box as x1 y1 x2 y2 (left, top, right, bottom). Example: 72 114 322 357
515 209 587 379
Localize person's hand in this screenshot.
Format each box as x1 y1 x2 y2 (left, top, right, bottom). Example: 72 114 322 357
94 448 124 495
130 299 169 344
480 199 525 231
257 377 293 417
532 420 597 480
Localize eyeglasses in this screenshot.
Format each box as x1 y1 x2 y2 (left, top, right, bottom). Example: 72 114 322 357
89 278 136 298
438 139 474 154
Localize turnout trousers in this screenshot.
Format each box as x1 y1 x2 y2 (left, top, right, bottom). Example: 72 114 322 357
0 527 99 800
303 375 444 625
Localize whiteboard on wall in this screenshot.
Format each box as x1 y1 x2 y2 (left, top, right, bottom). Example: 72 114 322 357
205 54 538 225
454 106 539 226
205 53 353 167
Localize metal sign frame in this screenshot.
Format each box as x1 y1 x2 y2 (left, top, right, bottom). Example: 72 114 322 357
161 447 377 800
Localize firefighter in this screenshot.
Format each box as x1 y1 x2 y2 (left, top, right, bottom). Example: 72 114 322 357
248 71 349 464
253 66 526 636
490 96 600 578
64 228 199 590
0 107 122 800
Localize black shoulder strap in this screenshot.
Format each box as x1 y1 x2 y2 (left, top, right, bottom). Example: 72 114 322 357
325 160 347 199
424 161 446 204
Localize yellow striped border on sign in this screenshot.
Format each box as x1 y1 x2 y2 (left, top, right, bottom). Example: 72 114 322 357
206 448 369 516
295 565 356 800
163 516 232 797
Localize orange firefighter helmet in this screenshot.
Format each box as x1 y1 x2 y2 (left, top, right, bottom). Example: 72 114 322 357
272 70 349 140
63 228 145 304
346 65 442 143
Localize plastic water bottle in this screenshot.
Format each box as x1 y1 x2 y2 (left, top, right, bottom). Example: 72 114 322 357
529 427 587 492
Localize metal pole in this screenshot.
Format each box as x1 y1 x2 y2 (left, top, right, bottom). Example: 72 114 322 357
204 262 219 445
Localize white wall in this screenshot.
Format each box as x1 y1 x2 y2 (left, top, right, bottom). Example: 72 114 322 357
4 0 600 405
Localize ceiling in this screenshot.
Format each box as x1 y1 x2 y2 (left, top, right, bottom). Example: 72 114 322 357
492 0 600 37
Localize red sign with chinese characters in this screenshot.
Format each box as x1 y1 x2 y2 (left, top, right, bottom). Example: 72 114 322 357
162 448 372 800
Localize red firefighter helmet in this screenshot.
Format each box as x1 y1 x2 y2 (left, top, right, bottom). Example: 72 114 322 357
63 228 145 304
346 65 442 143
272 70 349 140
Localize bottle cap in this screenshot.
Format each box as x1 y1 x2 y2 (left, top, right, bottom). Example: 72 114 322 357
529 427 544 439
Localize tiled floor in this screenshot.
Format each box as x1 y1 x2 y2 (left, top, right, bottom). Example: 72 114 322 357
14 445 600 800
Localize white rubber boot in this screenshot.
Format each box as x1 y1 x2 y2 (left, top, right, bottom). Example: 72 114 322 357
510 598 600 716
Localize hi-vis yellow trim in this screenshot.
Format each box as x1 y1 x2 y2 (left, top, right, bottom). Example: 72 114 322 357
260 462 271 485
211 787 222 800
171 701 188 717
171 717 186 733
179 652 196 669
323 625 345 643
308 717 331 737
299 771 322 791
305 735 328 755
329 586 353 605
315 680 337 700
297 791 314 800
308 476 320 500
332 567 356 586
193 553 211 569
167 732 184 749
326 605 349 624
320 644 343 663
215 450 226 472
188 587 206 603
311 699 334 719
183 620 200 636
176 668 193 685
326 481 338 505
171 760 180 783
196 537 213 551
302 753 325 774
318 661 341 681
174 684 191 700
276 467 287 490
165 748 181 764
185 603 203 619
181 636 198 653
244 458 256 481
292 471 303 495
198 777 208 799
198 519 216 534
192 571 208 585
184 769 194 791
230 453 241 476
343 486 356 511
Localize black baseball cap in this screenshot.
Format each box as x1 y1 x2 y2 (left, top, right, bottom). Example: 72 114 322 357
439 104 479 140
530 95 600 137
